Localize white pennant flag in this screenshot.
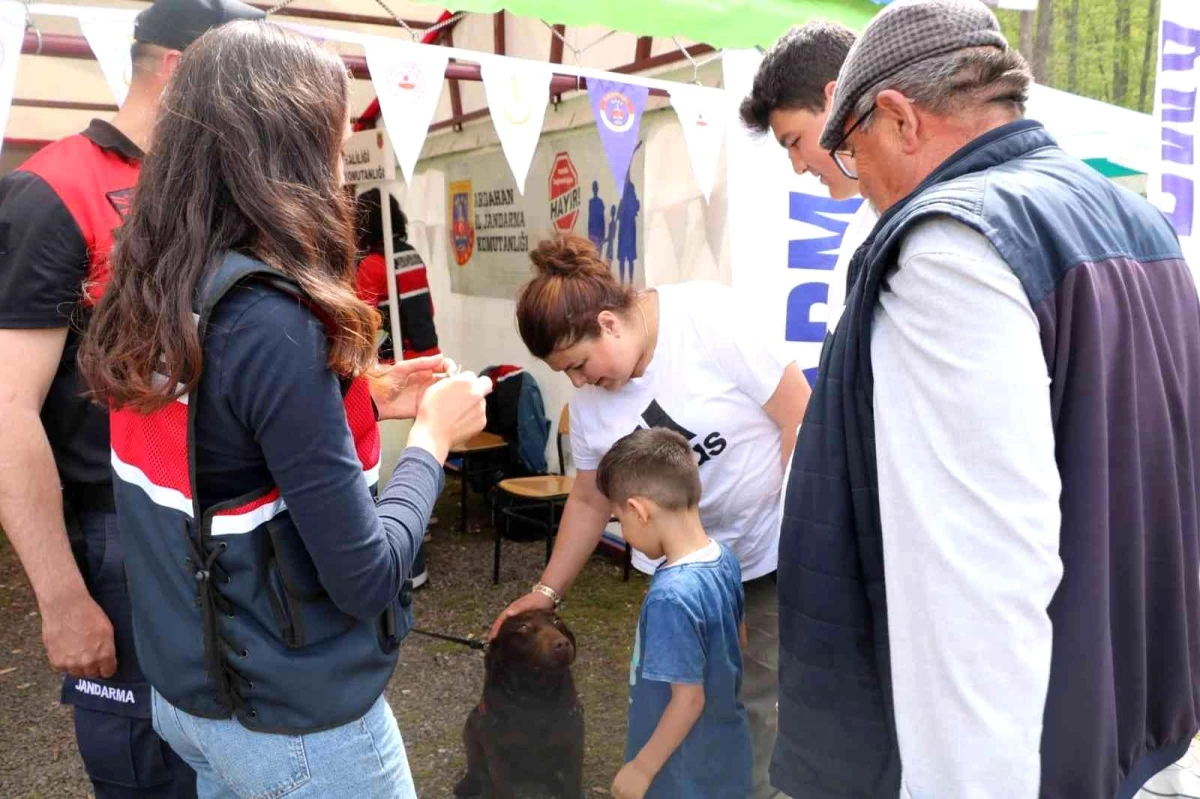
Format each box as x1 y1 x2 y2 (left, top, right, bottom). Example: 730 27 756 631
669 84 728 203
80 14 137 107
479 56 551 194
0 0 23 156
364 39 448 185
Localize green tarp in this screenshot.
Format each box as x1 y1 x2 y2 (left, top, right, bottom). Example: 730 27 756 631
416 0 881 49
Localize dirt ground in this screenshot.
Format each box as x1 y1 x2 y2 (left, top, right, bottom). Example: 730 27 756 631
0 474 646 798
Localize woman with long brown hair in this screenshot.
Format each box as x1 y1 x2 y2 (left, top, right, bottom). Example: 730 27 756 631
80 21 489 797
492 233 809 799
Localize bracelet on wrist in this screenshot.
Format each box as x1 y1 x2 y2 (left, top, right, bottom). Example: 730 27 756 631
531 582 563 610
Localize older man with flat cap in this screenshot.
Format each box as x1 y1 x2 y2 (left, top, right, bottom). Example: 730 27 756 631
0 1 261 796
773 0 1200 797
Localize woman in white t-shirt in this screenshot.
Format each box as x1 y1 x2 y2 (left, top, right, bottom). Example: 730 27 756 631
490 233 809 799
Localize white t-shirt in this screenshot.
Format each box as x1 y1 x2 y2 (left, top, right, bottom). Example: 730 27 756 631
570 281 793 581
827 201 879 334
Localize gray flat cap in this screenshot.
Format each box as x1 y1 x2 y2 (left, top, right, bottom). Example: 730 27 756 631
818 0 1008 150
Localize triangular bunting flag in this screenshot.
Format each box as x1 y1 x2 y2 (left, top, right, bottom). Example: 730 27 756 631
0 1 23 156
480 56 552 195
669 84 728 203
587 78 649 191
364 39 448 185
80 14 137 107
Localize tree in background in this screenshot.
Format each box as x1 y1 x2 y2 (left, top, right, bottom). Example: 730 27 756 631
996 0 1161 113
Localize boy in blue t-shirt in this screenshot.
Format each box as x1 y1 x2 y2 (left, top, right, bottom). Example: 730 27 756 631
596 428 752 799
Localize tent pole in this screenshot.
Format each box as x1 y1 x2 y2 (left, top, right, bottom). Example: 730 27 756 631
379 185 404 367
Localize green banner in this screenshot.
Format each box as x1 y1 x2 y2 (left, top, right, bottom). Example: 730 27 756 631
414 0 880 50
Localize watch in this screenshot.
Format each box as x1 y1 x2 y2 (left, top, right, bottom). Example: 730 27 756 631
531 582 563 610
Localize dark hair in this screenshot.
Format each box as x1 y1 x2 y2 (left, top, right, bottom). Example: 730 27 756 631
130 41 161 69
83 21 376 412
596 428 701 511
739 22 857 134
515 232 636 359
355 187 409 255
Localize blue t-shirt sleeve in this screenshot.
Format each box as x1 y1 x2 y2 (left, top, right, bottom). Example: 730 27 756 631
640 595 706 685
216 289 441 621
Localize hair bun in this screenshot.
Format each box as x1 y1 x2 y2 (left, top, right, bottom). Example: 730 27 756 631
529 232 608 279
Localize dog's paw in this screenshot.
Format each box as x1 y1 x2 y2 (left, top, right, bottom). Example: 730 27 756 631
453 774 483 796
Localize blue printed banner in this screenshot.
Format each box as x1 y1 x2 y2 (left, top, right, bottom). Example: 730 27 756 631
724 50 865 388
587 79 649 193
1150 0 1200 287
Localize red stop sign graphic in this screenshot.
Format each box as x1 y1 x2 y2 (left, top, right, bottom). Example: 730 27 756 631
548 151 581 232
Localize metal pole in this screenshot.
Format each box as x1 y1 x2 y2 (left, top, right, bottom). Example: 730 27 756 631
19 32 675 97
378 184 404 364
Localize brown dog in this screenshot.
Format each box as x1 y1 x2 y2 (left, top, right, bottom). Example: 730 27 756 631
453 609 584 799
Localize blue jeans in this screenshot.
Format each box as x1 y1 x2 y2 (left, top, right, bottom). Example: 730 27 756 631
151 691 417 799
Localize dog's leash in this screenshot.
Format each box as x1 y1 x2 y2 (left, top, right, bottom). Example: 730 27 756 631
410 627 486 651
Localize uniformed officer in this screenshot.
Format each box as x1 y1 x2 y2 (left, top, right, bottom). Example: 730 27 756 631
0 1 262 796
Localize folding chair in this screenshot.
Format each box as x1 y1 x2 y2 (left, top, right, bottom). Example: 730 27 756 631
491 405 632 584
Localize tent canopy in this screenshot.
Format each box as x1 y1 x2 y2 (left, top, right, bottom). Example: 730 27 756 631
4 0 1152 189
409 0 880 49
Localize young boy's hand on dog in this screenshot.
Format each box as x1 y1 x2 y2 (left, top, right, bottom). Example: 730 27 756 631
611 760 653 799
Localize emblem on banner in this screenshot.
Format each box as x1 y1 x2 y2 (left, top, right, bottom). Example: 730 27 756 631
598 90 636 133
395 62 419 93
376 131 384 150
449 180 476 266
548 152 580 231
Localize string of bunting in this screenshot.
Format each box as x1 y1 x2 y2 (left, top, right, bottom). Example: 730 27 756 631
13 2 729 202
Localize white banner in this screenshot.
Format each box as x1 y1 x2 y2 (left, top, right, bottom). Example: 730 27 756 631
0 0 24 155
1149 0 1200 285
79 13 136 107
479 55 552 196
669 84 729 203
364 39 448 186
444 123 646 298
723 50 864 385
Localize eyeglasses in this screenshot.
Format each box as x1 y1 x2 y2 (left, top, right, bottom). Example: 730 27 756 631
829 103 876 180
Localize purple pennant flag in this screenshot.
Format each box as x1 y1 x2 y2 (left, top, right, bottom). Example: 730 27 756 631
587 78 650 190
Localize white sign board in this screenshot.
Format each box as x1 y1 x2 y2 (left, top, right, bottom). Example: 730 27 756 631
342 127 396 185
443 124 646 300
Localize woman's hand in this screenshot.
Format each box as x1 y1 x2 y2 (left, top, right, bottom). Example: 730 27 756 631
489 589 555 640
369 356 455 421
405 370 492 463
